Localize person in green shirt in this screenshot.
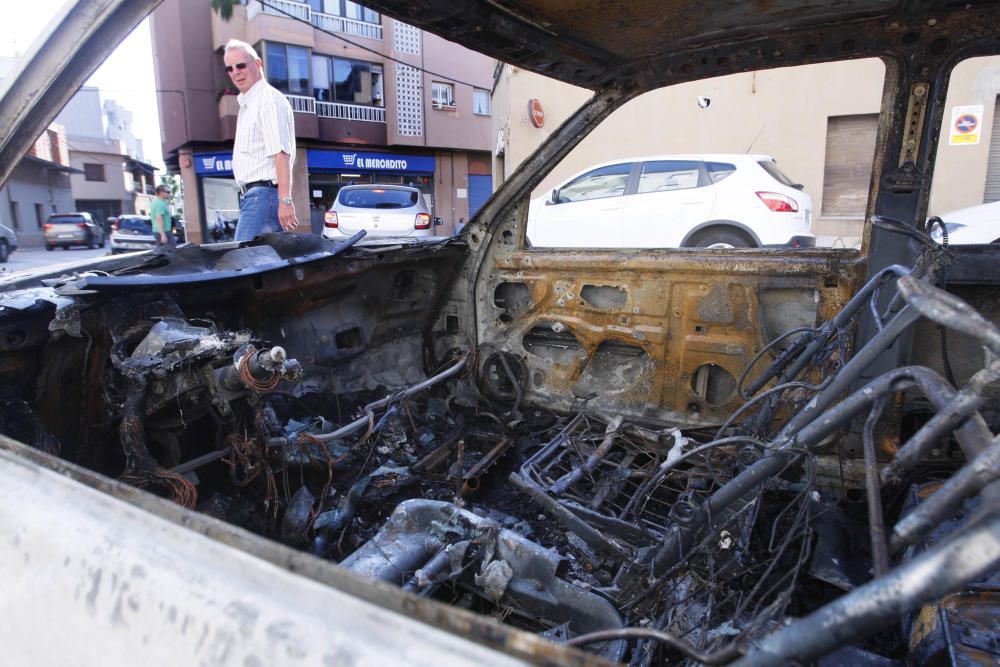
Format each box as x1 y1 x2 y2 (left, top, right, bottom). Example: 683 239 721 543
151 184 175 247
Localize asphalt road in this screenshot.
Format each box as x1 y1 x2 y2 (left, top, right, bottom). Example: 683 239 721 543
1 245 125 275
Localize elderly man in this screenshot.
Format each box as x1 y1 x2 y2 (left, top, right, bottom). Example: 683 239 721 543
223 39 298 241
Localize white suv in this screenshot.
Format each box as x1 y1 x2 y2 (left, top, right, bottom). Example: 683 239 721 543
527 154 815 249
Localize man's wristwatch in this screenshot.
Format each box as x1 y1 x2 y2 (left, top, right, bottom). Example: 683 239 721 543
279 196 293 205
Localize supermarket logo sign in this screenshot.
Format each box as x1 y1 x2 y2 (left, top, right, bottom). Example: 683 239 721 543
194 153 235 175
307 150 436 174
343 154 410 170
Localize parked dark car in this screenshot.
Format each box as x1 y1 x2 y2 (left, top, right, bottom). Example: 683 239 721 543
42 212 105 250
0 222 17 262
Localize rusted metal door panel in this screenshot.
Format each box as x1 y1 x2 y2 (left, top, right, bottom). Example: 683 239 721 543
476 245 860 428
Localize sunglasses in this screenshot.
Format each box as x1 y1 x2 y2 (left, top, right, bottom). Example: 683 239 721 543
225 62 249 73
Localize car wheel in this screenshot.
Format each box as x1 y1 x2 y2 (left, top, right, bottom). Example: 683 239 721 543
99 233 105 248
688 229 755 249
0 240 9 263
45 244 53 251
87 233 96 249
62 246 70 251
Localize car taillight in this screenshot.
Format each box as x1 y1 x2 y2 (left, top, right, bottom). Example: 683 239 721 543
77 222 88 229
415 212 431 230
43 223 52 231
756 191 799 212
324 211 339 228
111 222 119 231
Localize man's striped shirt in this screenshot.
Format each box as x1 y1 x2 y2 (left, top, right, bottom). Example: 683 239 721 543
232 79 296 187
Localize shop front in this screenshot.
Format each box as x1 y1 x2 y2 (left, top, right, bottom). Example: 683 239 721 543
306 150 436 234
190 149 438 238
193 152 241 242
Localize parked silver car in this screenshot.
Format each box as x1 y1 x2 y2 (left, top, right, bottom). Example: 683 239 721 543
43 212 105 250
322 184 440 239
109 214 156 254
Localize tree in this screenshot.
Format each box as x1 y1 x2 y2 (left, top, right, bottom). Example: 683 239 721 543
160 173 182 199
210 0 235 20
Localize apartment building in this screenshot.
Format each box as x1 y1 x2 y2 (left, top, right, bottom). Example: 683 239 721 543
151 0 495 242
0 125 78 249
57 87 159 224
492 56 1000 247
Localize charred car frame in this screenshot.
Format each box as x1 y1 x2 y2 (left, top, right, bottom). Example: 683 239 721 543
1 0 1000 665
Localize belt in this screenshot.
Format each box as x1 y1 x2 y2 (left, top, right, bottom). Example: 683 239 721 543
241 180 276 195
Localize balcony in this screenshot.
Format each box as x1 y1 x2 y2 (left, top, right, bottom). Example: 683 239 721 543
286 94 316 114
312 12 382 40
247 0 309 22
247 0 382 40
316 101 386 123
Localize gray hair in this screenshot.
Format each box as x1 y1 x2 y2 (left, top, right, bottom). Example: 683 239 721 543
224 39 260 62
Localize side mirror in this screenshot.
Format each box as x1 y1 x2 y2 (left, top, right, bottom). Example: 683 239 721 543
791 183 805 191
433 217 444 226
549 188 560 205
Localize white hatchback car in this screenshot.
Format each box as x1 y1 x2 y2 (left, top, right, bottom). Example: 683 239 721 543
322 184 439 239
929 200 1000 244
527 154 815 249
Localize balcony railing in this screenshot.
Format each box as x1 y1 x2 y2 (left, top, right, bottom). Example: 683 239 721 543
286 94 316 114
312 12 383 40
247 0 310 22
316 101 386 123
247 0 383 40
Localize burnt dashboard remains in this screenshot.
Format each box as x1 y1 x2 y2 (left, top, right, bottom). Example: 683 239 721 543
0 234 998 665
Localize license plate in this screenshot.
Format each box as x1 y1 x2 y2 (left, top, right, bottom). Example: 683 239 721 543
57 233 75 239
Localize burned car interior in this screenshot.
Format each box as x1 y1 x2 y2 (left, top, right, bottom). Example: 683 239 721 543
2 0 1000 665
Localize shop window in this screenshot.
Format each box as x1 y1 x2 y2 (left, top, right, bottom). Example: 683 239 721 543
432 82 455 109
473 89 491 115
84 163 105 182
265 43 311 96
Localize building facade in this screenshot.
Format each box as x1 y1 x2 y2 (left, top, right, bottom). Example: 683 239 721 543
57 87 159 225
151 0 495 242
492 56 1000 247
0 126 78 249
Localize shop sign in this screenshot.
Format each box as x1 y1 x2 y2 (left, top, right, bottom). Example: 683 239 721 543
308 150 435 173
194 152 234 175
